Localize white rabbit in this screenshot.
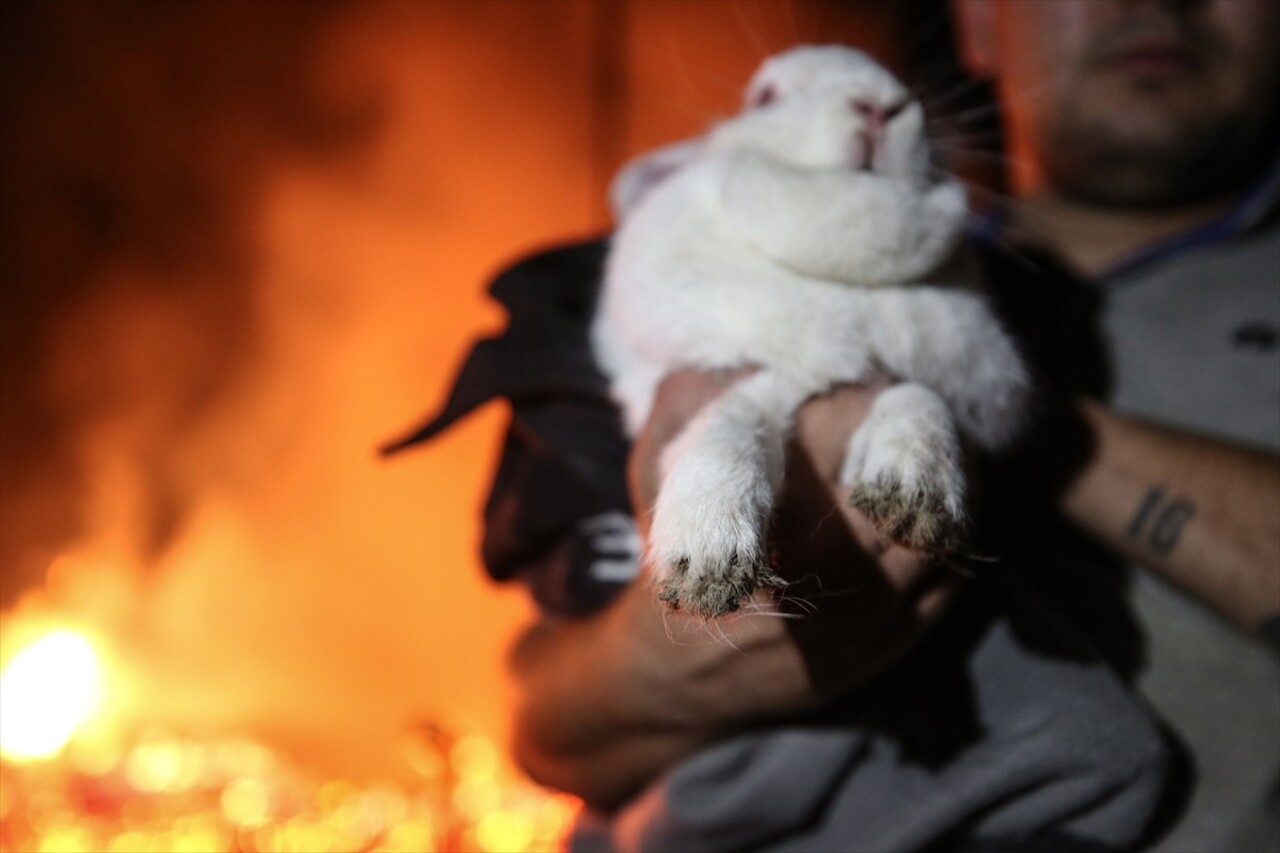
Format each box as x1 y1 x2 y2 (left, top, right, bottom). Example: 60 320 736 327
592 46 1031 617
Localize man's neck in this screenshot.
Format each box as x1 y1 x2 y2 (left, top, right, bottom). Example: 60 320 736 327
1004 191 1236 278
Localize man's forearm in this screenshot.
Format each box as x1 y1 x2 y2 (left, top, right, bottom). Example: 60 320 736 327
507 591 743 811
512 697 711 814
1060 399 1280 637
507 573 840 810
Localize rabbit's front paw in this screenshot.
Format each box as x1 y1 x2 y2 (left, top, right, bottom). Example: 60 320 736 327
848 473 968 553
648 496 780 617
842 384 969 554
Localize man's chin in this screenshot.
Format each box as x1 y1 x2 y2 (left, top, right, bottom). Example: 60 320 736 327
1048 158 1232 210
1042 114 1269 209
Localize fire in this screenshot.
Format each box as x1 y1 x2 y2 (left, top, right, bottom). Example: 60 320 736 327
0 630 104 763
0 721 577 852
0 607 577 852
1 4 894 850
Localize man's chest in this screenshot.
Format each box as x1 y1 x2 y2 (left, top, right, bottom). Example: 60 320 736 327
1103 227 1280 450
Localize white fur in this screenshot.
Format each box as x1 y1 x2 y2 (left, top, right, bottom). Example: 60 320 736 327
591 46 1031 614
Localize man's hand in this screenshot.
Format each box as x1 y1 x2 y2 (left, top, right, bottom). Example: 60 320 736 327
509 371 963 812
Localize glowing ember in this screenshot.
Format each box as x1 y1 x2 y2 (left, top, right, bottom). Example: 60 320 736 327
0 616 577 852
0 727 577 852
0 630 104 763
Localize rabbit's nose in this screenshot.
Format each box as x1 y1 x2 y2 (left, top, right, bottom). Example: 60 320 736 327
850 96 910 130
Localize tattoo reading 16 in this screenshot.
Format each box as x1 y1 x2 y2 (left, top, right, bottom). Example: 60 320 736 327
1127 486 1196 555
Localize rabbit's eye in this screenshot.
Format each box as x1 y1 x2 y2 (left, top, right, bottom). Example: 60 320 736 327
750 84 777 108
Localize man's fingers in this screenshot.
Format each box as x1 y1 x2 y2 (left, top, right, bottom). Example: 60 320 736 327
647 367 756 441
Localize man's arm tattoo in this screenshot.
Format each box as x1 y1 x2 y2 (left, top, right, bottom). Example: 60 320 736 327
1126 485 1196 555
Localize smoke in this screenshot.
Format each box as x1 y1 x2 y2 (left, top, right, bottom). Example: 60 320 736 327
0 0 379 597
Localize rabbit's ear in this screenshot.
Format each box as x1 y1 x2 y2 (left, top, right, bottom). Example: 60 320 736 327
609 137 705 221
